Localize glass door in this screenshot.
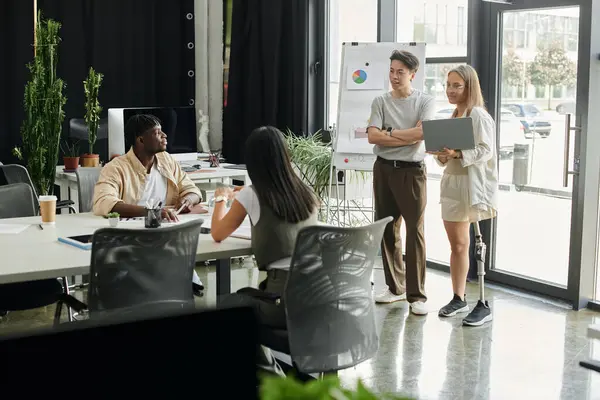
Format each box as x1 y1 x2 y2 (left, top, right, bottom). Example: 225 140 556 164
486 0 590 301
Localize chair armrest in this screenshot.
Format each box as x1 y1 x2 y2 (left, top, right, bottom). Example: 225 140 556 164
56 200 75 208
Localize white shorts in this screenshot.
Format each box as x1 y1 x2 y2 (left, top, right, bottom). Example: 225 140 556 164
440 174 496 223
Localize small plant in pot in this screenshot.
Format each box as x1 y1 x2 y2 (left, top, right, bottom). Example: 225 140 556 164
81 67 103 167
60 139 80 171
106 212 120 227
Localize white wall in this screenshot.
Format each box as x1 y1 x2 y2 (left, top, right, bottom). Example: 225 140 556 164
194 0 224 151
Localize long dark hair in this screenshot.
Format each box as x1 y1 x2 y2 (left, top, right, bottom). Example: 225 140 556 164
244 126 318 223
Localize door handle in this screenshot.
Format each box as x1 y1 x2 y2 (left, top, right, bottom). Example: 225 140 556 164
563 113 582 187
311 60 321 76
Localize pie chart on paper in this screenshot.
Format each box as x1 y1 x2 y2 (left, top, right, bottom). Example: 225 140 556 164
352 69 368 84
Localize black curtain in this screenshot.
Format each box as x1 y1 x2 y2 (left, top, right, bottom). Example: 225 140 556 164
223 0 309 164
0 0 195 166
0 1 34 166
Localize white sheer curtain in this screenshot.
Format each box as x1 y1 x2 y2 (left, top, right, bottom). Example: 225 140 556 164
194 0 223 152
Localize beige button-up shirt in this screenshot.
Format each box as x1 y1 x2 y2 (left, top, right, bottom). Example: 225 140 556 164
92 149 202 216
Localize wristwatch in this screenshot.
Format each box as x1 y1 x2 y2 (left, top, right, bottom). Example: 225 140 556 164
214 195 228 203
386 127 393 136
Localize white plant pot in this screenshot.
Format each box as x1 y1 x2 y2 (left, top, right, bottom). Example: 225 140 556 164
108 218 119 227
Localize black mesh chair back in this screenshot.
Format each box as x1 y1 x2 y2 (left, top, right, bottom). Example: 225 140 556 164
75 167 102 213
0 183 36 218
88 219 204 319
283 216 392 374
0 164 40 211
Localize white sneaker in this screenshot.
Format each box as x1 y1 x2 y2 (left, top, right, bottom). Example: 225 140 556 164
410 301 429 315
375 289 407 304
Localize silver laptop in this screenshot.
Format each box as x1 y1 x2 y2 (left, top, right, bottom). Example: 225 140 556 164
422 117 475 152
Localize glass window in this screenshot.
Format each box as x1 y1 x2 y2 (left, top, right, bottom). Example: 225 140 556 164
566 17 578 33
327 0 378 126
553 85 563 99
457 6 466 46
504 13 515 29
535 85 546 98
223 0 233 107
517 14 527 30
567 35 578 52
396 0 468 58
515 31 526 48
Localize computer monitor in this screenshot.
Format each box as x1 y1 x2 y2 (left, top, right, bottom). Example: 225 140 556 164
0 306 259 397
108 106 198 162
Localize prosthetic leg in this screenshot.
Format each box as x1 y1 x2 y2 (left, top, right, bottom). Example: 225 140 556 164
462 221 493 326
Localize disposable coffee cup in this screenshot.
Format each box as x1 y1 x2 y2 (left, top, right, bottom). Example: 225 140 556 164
39 195 57 225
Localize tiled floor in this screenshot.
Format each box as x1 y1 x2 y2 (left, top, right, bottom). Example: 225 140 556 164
2 259 600 399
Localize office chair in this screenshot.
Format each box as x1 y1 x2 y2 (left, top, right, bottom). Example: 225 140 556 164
240 217 392 377
75 167 102 213
0 164 76 214
0 183 86 325
87 219 204 320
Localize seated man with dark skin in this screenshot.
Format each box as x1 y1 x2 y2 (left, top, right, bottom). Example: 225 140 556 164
93 114 205 220
93 114 206 293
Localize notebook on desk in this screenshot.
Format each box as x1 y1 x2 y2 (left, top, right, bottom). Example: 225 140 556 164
58 234 93 250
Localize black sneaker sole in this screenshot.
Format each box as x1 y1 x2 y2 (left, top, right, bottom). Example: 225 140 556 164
438 305 469 317
463 313 493 326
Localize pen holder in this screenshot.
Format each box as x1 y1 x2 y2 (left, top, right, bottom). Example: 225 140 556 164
144 208 162 228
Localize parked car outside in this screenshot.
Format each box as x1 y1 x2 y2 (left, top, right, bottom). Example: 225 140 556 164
556 100 575 115
498 108 527 159
502 103 552 138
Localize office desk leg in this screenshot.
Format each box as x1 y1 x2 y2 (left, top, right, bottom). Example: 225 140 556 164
216 258 231 298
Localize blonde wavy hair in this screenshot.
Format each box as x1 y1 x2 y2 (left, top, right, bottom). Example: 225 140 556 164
449 65 485 117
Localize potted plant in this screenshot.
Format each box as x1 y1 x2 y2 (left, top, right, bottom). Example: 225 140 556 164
81 67 103 167
60 139 80 171
12 12 67 196
285 130 332 205
106 212 120 227
285 129 369 224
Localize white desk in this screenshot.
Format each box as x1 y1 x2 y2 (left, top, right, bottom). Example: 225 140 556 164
0 213 253 296
54 164 250 212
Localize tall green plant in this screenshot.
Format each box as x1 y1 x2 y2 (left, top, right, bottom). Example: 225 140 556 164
83 67 103 155
13 11 67 196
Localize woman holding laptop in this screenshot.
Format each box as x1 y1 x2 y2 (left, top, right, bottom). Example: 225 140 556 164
429 65 498 326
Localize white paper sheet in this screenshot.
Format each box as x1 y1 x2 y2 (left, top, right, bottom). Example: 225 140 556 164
230 226 251 240
0 224 30 234
198 218 251 240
